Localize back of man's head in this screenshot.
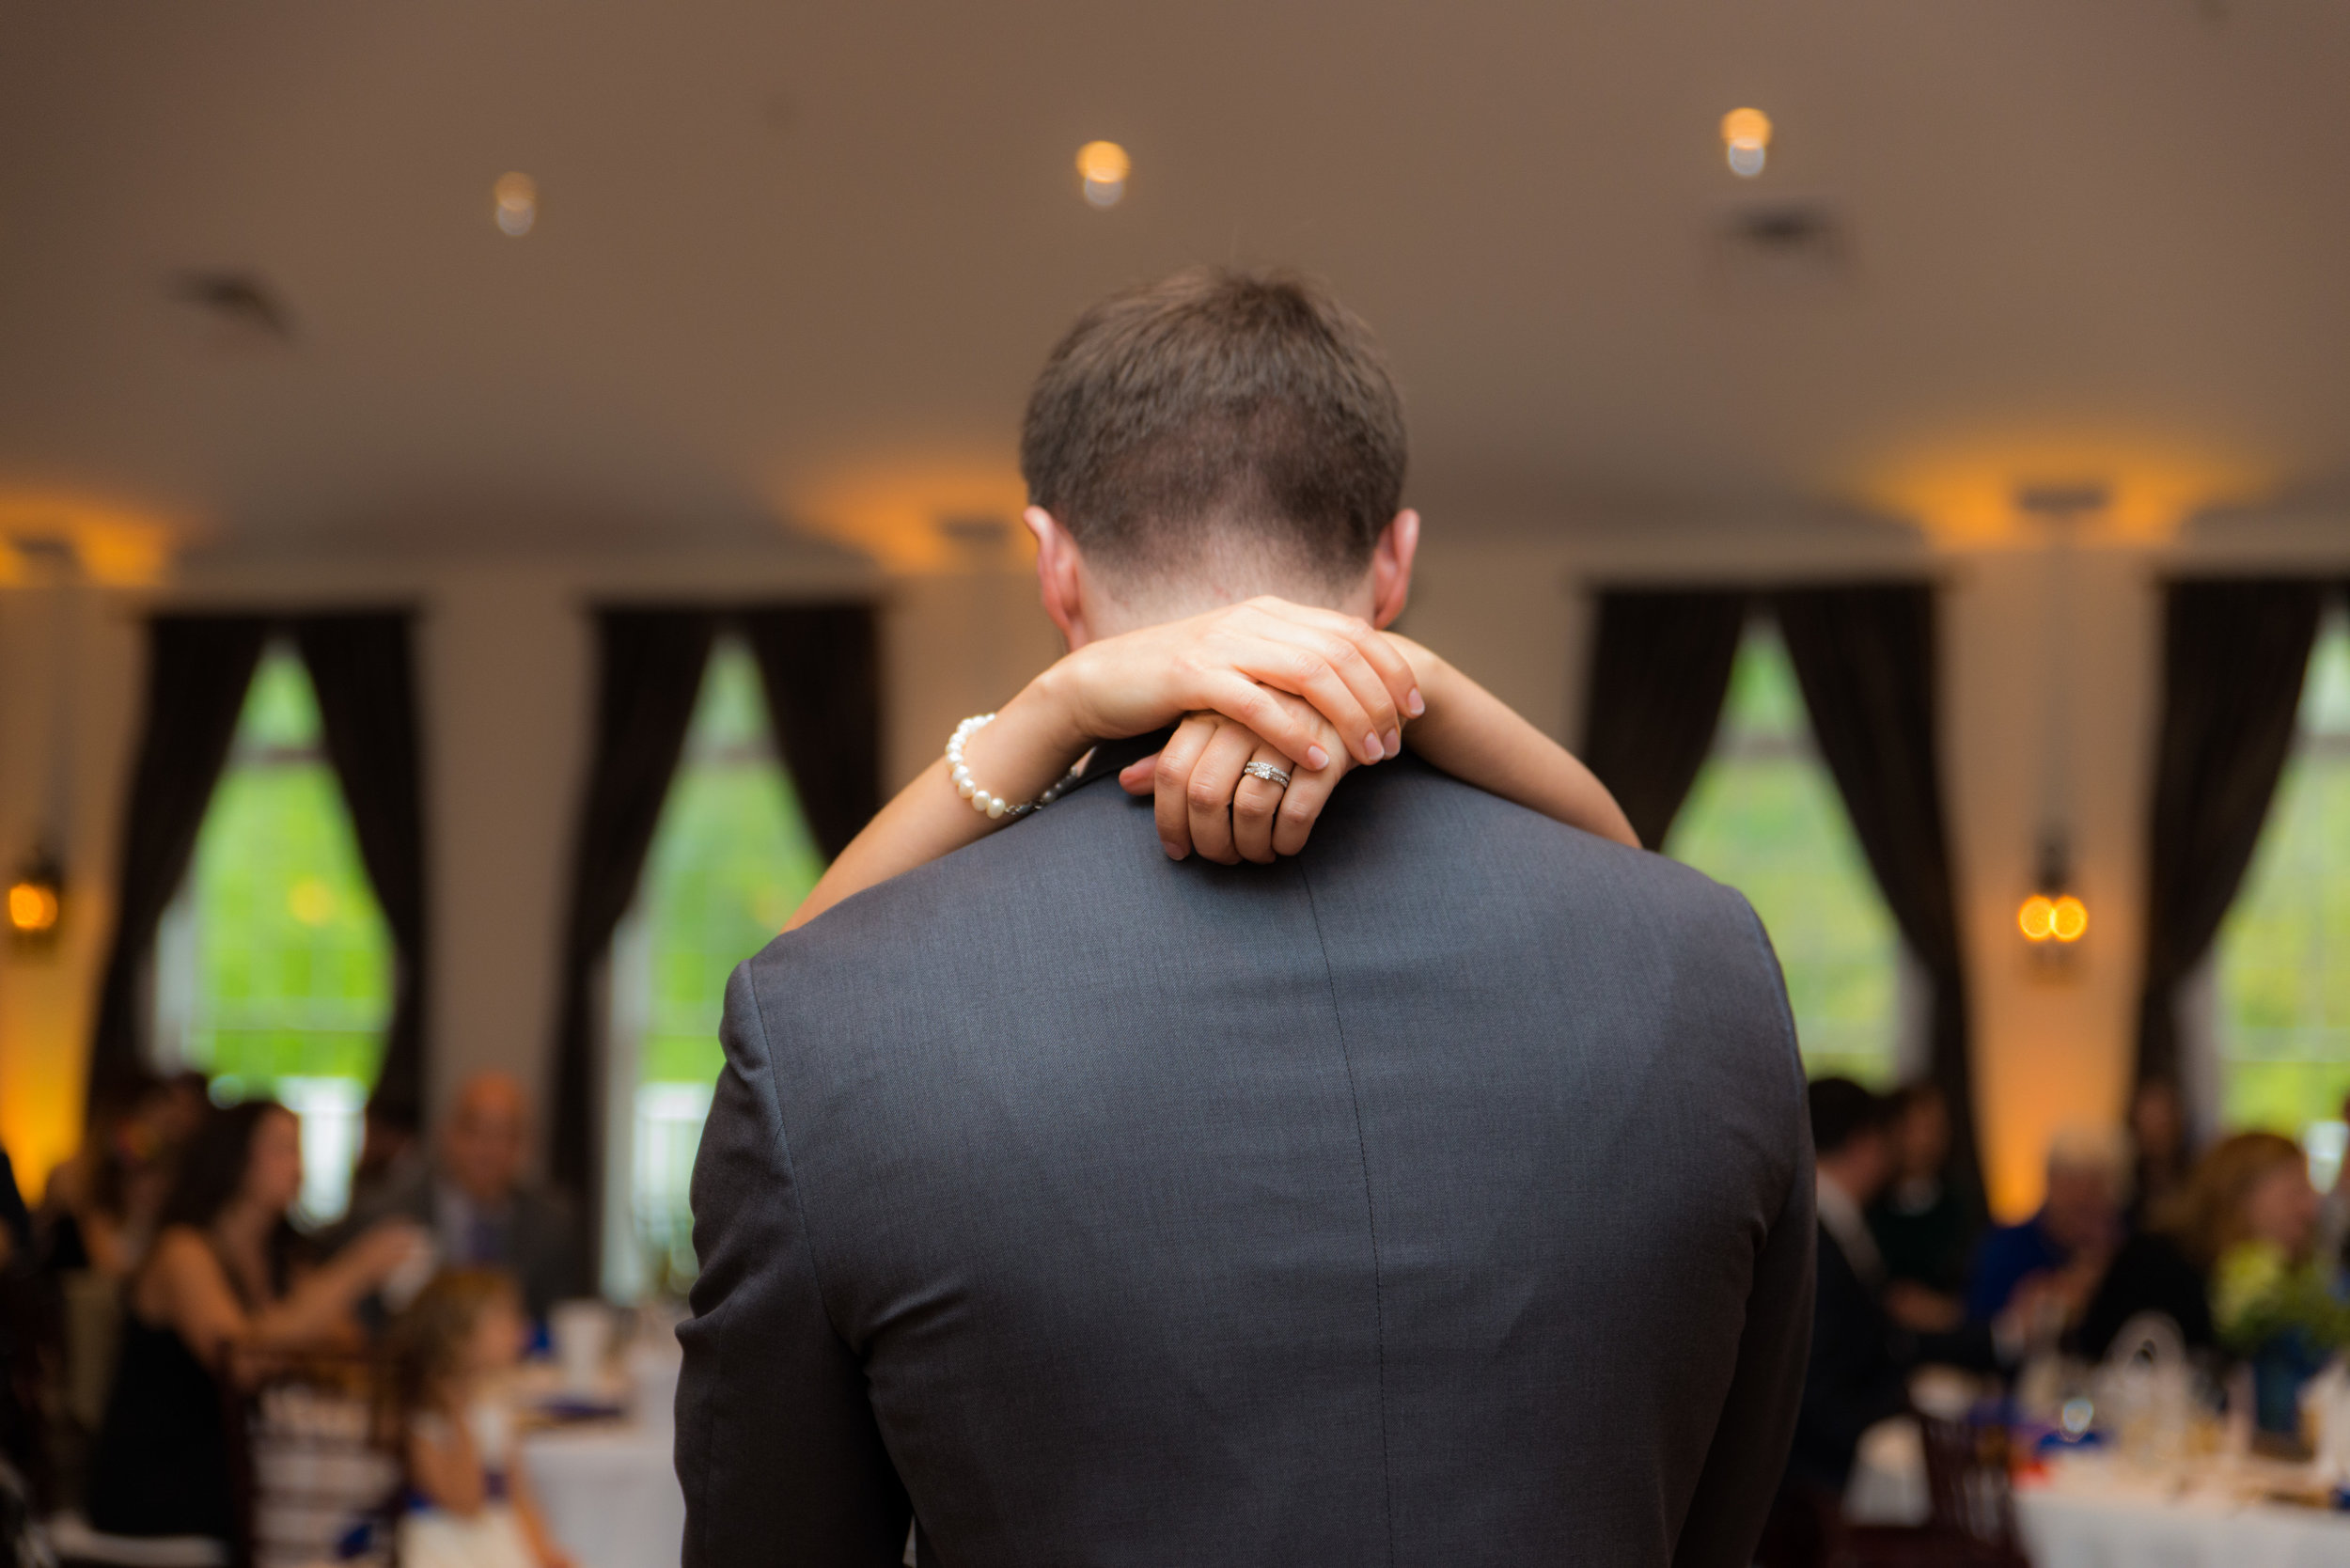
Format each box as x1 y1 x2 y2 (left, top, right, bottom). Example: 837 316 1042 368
1021 267 1406 609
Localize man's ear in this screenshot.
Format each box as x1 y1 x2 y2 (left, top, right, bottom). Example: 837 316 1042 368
1368 509 1420 630
1025 507 1092 649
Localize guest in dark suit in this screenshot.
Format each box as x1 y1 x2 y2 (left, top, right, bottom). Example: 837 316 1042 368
1867 1082 1982 1320
342 1072 585 1319
1791 1078 2006 1497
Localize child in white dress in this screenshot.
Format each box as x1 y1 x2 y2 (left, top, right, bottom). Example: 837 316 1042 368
393 1270 572 1568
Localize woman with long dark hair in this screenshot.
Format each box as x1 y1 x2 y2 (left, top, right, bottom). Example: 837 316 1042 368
86 1100 425 1542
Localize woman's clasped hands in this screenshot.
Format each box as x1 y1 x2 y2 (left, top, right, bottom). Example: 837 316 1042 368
1029 595 1429 866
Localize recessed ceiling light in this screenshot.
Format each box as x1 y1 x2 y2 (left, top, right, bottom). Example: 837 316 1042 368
494 172 538 236
1720 108 1772 178
1075 141 1129 209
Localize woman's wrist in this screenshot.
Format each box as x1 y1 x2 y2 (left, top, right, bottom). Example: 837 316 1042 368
949 676 1092 818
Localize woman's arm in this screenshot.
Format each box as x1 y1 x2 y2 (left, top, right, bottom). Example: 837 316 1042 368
786 598 1419 929
508 1447 576 1568
1386 635 1637 847
406 1412 489 1516
144 1221 426 1374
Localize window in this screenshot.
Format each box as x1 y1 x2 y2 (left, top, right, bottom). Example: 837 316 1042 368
1664 620 1908 1085
2214 608 2350 1148
154 644 394 1225
605 637 826 1296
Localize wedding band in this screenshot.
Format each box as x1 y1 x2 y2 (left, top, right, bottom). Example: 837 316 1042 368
1241 760 1292 789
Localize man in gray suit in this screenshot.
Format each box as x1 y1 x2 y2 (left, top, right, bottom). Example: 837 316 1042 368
680 269 1812 1566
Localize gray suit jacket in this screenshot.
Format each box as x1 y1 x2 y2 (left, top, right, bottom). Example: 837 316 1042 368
680 739 1813 1567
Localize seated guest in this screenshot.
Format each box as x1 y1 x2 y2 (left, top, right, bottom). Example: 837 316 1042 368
344 1073 584 1320
1867 1081 1982 1328
87 1101 424 1542
2125 1078 2191 1234
1964 1123 2124 1325
39 1075 195 1278
1789 1078 2004 1498
2076 1155 2223 1366
393 1270 573 1568
2130 1131 2343 1433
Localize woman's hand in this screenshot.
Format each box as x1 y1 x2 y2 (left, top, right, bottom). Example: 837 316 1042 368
1039 596 1421 773
1120 705 1355 863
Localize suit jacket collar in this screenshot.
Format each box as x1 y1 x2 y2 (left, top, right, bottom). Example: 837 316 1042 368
1062 728 1178 798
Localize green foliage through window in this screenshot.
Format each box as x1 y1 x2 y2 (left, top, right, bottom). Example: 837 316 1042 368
2216 610 2350 1137
154 644 392 1223
1664 621 1905 1086
615 638 825 1291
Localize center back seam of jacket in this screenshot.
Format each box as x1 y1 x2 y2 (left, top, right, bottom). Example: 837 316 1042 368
1296 862 1397 1565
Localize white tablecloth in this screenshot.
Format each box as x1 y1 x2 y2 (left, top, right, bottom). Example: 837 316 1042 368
520 1423 683 1568
2015 1456 2350 1568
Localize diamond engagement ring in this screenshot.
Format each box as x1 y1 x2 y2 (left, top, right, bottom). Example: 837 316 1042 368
1241 760 1292 789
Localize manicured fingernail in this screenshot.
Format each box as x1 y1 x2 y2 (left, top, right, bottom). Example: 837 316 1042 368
1363 733 1384 760
1406 687 1425 717
1307 745 1330 770
1162 841 1185 860
1384 729 1401 756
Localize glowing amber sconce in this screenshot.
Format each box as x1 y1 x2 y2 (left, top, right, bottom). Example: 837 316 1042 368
2017 891 2087 949
7 855 62 950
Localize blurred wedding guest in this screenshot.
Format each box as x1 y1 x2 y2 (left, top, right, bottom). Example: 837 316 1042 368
343 1073 584 1320
1963 1123 2126 1325
346 1104 424 1221
86 1101 425 1542
1866 1082 1982 1329
2125 1078 2190 1234
1789 1079 2004 1498
394 1271 572 1568
2115 1131 2342 1433
38 1076 197 1278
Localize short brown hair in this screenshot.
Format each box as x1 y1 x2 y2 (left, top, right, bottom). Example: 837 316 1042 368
1020 267 1407 586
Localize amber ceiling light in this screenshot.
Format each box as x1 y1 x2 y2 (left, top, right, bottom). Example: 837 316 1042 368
1721 107 1772 178
1076 140 1129 208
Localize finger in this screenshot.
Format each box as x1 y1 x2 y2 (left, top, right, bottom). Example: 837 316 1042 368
1183 719 1261 865
1151 715 1221 858
1207 635 1383 766
1119 753 1161 795
1236 607 1409 757
1187 671 1336 771
1231 741 1292 864
1242 599 1422 727
1272 721 1350 856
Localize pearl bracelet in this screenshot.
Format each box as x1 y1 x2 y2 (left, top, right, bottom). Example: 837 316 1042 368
946 713 1084 821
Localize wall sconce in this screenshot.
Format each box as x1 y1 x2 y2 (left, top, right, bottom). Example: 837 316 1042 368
2017 833 2085 976
2016 892 2088 944
7 850 63 951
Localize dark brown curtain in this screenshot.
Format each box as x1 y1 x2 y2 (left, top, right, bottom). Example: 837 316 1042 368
548 610 719 1207
1775 585 1982 1200
292 613 430 1132
2134 579 2327 1090
740 604 883 861
88 616 272 1105
1580 588 1749 849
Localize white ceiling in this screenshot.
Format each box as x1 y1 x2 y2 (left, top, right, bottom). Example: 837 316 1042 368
3 0 2348 561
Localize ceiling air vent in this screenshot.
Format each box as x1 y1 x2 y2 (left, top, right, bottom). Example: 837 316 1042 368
1708 200 1852 299
166 269 297 349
